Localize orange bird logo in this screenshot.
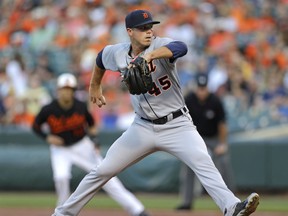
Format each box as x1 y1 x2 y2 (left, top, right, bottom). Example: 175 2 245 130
142 13 149 19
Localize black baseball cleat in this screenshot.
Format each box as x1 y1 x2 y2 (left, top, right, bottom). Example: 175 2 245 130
137 210 151 216
225 193 260 216
175 204 191 211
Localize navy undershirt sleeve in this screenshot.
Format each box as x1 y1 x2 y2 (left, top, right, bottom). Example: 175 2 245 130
96 50 105 69
165 41 188 62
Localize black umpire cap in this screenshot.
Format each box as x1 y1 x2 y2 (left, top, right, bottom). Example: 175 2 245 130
196 73 208 87
125 9 160 28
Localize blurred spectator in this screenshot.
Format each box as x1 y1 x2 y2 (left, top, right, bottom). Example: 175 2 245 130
5 52 28 98
207 58 229 94
20 73 52 117
28 7 57 53
11 99 35 128
0 63 14 124
32 52 55 95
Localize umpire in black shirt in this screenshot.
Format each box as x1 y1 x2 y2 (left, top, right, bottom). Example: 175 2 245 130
176 73 235 211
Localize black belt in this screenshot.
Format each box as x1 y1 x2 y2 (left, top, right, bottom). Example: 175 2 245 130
141 107 188 125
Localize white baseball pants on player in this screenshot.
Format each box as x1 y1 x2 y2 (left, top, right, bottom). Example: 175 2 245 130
50 136 145 215
53 115 241 216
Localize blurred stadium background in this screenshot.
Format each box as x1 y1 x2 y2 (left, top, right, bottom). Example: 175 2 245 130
1 0 288 198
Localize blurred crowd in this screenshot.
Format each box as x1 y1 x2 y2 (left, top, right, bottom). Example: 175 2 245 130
0 0 288 132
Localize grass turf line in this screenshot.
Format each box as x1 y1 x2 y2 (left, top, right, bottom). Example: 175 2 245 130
0 192 287 212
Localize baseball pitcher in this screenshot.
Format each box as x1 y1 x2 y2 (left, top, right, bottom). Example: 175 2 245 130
52 10 259 216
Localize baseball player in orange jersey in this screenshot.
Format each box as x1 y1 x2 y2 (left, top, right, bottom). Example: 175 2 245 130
52 10 260 216
32 73 150 216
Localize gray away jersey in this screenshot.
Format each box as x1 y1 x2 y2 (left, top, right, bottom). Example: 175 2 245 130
102 37 186 119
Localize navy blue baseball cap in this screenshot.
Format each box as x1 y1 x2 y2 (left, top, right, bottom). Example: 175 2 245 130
125 9 160 28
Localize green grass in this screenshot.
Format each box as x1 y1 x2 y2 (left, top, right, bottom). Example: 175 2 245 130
0 192 288 212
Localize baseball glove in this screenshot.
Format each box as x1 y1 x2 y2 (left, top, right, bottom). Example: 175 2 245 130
122 56 153 95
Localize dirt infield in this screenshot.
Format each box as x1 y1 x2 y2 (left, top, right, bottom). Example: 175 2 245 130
0 208 287 216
